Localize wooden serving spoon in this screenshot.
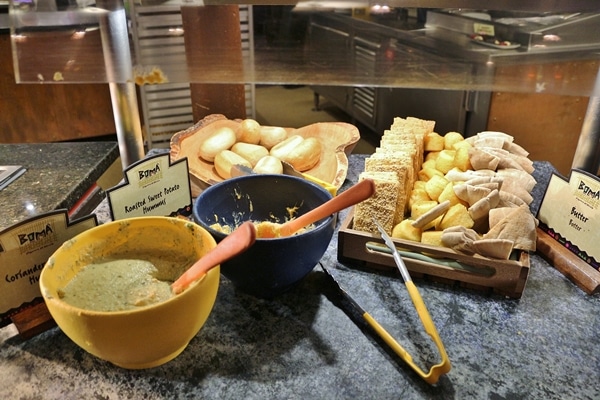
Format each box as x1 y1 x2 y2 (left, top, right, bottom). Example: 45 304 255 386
171 221 257 294
256 178 375 238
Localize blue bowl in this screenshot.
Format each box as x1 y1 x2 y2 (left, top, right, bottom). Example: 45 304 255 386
193 174 335 298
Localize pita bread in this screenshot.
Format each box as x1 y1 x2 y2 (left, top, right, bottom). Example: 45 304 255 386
468 189 500 221
465 176 504 190
488 207 514 227
483 205 537 251
498 191 527 208
469 148 500 171
445 168 495 182
441 226 480 254
476 131 514 143
504 141 529 157
473 137 506 149
454 184 492 205
496 168 537 192
472 239 514 259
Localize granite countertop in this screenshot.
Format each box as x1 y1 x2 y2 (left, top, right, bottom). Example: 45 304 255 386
0 142 119 230
1 154 599 399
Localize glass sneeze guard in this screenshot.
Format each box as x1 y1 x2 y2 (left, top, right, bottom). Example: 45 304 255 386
8 0 600 171
9 1 600 94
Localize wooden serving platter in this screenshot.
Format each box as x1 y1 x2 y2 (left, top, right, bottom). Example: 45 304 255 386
170 114 360 196
337 209 530 299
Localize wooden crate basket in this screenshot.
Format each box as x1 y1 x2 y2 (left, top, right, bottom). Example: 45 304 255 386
337 210 530 299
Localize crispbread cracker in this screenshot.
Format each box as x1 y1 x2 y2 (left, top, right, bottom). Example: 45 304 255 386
354 116 438 235
365 154 411 217
353 171 400 235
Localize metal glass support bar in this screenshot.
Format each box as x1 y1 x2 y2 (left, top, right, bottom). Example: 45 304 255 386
97 0 145 168
107 82 145 167
572 65 600 174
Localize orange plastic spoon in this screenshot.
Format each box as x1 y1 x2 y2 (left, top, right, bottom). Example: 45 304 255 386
171 221 256 294
256 179 375 238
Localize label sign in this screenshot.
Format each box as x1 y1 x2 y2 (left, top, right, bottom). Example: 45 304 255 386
537 169 600 270
107 154 193 220
473 22 495 37
0 210 97 327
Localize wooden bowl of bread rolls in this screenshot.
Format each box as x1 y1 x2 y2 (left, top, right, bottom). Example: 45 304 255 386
170 114 360 197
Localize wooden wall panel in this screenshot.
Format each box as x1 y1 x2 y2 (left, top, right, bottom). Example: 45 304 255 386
488 60 597 177
182 6 247 121
0 34 116 143
487 91 588 176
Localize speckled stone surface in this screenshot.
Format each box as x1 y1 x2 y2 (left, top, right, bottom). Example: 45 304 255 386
1 154 598 400
0 142 119 230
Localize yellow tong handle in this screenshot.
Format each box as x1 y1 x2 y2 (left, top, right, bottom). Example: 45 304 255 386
361 281 451 384
301 172 338 196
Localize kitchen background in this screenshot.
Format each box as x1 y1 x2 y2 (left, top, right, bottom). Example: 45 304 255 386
1 3 599 177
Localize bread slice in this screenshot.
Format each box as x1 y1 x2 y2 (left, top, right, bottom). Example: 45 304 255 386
375 146 419 185
391 116 433 160
386 119 431 175
406 116 436 134
353 171 400 235
352 116 436 235
365 154 411 219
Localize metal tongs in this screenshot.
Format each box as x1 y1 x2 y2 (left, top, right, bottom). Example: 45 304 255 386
371 218 451 384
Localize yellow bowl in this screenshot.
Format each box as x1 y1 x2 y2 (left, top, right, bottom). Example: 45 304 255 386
39 217 219 369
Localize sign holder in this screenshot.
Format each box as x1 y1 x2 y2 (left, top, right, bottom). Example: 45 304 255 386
0 210 98 338
9 302 56 339
1 154 194 338
106 153 193 220
536 169 600 295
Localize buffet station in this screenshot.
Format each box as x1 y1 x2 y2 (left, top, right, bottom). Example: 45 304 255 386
1 113 599 399
2 0 600 397
307 8 600 175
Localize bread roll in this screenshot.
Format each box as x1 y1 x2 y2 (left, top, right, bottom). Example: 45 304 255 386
259 126 288 149
198 127 237 162
439 203 474 230
231 142 269 167
214 150 252 179
236 119 261 144
269 135 305 159
272 136 322 172
421 231 444 247
392 220 422 242
424 132 445 151
253 155 283 174
411 200 450 229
